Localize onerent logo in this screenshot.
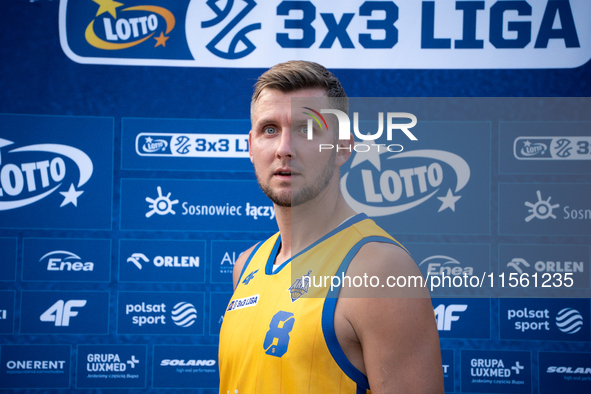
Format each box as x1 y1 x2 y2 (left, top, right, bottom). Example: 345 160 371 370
126 252 199 270
341 147 470 217
0 138 93 211
420 255 474 277
40 250 94 272
5 359 66 371
86 353 139 372
40 300 87 326
84 0 175 50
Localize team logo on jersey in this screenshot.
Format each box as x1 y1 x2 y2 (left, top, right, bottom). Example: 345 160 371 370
242 269 258 285
226 295 259 312
288 270 312 302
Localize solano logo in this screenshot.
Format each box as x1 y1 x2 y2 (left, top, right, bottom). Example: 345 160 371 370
84 0 176 50
556 308 583 334
0 139 93 211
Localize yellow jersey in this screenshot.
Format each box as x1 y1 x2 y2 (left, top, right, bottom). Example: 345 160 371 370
219 213 406 394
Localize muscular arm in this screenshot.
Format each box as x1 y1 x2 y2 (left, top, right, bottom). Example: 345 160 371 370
336 243 444 394
232 244 257 290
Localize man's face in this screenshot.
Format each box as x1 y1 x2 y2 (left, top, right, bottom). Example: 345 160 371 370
249 88 343 207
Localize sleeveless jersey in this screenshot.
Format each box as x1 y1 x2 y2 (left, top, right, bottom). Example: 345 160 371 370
218 213 406 394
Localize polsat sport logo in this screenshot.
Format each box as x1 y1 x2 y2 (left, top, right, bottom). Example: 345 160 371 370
0 138 93 211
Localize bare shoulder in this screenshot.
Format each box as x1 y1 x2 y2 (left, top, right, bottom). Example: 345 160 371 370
337 241 444 393
232 244 258 290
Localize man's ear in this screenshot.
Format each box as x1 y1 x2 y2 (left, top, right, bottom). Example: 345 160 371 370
335 132 355 167
248 130 254 164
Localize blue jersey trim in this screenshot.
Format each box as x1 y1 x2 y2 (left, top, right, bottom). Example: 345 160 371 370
321 235 405 392
357 385 367 394
264 213 369 275
236 241 263 285
264 235 284 275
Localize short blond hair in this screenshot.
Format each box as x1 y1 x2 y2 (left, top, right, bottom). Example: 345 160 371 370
251 60 348 116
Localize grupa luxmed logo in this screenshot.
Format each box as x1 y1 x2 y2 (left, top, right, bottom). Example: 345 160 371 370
0 138 92 211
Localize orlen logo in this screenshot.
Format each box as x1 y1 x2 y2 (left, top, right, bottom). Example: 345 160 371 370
420 255 474 277
341 149 470 216
85 0 175 50
0 139 93 211
41 250 94 272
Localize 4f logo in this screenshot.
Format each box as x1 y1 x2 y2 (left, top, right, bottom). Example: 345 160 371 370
201 0 261 59
434 304 467 331
40 300 87 326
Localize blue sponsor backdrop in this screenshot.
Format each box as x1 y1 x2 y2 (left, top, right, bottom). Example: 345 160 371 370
1 0 590 393
0 291 15 334
0 237 17 281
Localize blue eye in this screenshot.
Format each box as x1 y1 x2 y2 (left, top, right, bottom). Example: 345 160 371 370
264 126 277 135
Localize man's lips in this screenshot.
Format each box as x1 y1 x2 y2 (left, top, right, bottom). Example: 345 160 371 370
274 168 293 176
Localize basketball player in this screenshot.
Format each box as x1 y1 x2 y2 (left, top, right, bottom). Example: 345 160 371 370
219 61 444 394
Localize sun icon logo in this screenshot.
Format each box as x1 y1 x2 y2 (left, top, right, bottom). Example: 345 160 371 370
524 190 559 222
145 186 179 218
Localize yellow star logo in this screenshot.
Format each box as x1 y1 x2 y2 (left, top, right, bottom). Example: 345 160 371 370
93 0 124 18
154 32 170 47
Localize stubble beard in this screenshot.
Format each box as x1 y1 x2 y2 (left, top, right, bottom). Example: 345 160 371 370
255 151 336 208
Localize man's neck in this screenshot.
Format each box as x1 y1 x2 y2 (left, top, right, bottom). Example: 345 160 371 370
273 183 356 266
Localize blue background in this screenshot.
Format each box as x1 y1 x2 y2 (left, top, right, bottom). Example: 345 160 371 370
1 1 590 393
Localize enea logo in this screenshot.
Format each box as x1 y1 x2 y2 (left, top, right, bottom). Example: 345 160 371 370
41 250 94 272
0 139 92 211
514 136 591 160
420 255 474 277
341 148 470 217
